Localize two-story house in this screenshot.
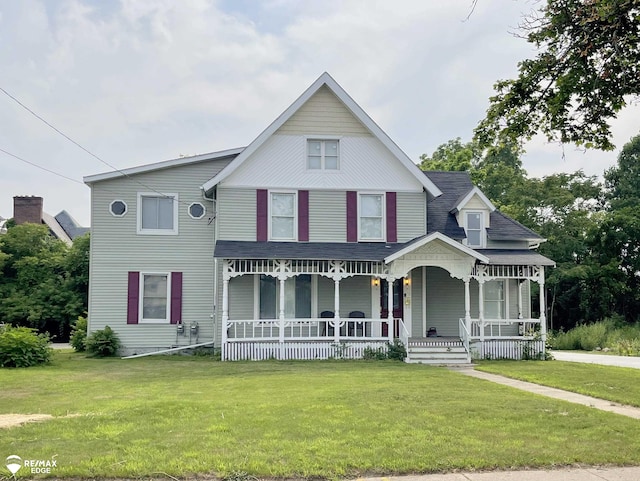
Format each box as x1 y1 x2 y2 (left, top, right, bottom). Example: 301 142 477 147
84 73 554 363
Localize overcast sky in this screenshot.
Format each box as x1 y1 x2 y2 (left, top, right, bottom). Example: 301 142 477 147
1 0 639 227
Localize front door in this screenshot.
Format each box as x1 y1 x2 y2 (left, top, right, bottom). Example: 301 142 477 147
381 279 403 337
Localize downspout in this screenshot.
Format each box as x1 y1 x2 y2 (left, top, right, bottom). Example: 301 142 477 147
201 187 217 347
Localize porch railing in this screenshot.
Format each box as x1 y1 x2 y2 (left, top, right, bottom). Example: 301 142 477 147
469 318 540 339
458 318 470 357
398 319 409 349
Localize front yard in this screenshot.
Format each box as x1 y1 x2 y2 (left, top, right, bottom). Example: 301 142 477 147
1 353 640 479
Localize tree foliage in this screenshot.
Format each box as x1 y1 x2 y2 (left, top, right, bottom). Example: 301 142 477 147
0 224 89 340
475 0 640 151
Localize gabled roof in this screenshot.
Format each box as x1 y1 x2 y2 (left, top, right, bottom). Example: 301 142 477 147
423 170 543 242
42 212 72 245
201 73 442 196
384 231 489 264
83 148 244 184
476 249 555 266
451 186 496 213
55 210 89 239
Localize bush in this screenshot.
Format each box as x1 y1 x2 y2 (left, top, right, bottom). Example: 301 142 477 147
70 316 88 352
362 346 387 360
550 318 640 353
387 339 407 361
0 325 52 367
86 326 121 357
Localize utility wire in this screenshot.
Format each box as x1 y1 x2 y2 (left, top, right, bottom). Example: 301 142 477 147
0 86 187 204
0 147 85 185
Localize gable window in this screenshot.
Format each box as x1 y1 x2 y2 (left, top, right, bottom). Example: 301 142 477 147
270 192 296 240
110 200 127 217
484 280 505 320
307 140 339 170
138 193 179 235
465 212 483 247
140 273 170 323
359 193 385 241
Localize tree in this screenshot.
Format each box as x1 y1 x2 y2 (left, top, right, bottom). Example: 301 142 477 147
418 138 478 172
475 0 640 151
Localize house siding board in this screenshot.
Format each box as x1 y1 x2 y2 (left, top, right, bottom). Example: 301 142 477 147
223 135 425 192
317 276 335 315
309 191 346 242
339 276 372 317
275 85 371 137
411 267 423 337
229 275 254 320
87 159 229 350
425 267 465 337
217 187 256 241
396 191 426 242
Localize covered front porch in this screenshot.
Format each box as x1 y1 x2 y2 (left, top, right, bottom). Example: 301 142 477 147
215 235 554 362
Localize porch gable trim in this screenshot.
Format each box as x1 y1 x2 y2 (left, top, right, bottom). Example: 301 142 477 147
384 232 489 264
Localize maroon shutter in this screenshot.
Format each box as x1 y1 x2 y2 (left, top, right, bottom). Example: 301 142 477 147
256 189 268 241
386 192 397 243
127 272 140 324
170 272 182 324
298 190 309 241
346 191 357 242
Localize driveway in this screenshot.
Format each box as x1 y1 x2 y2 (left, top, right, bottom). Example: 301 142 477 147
553 350 640 369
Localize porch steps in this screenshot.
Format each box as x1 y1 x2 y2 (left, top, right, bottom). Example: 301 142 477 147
405 340 470 365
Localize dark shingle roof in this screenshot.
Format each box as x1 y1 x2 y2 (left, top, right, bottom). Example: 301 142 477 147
423 170 542 241
55 211 89 240
214 240 407 261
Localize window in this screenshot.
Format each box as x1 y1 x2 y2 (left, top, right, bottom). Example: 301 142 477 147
465 211 483 247
188 202 205 219
140 273 170 323
484 280 505 319
270 192 296 240
137 193 179 235
110 200 127 217
307 140 339 170
359 193 385 241
258 274 312 319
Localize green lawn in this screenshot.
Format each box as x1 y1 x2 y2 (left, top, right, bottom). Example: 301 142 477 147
1 353 640 479
477 360 640 407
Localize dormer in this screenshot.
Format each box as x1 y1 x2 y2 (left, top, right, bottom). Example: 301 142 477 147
450 186 496 249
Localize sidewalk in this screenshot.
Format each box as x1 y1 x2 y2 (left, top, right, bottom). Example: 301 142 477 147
356 466 640 481
553 351 640 369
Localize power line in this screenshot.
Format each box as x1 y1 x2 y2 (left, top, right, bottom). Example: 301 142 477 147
0 86 186 204
0 147 85 185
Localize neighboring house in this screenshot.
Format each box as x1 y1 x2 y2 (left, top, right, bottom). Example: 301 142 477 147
84 73 554 362
12 196 89 245
0 216 7 235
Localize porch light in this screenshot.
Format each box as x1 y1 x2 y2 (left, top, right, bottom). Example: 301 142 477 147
403 277 411 287
372 278 380 287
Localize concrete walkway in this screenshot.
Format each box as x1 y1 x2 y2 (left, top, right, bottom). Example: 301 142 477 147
456 368 640 419
553 351 640 369
356 466 640 481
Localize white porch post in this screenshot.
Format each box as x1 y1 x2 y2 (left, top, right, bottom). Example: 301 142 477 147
463 277 471 334
334 278 341 343
478 279 485 342
539 267 547 341
518 279 523 319
279 276 286 359
387 277 395 343
221 261 229 361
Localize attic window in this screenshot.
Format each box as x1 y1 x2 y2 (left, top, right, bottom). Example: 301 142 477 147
110 200 127 217
465 212 483 248
307 140 339 170
188 202 205 220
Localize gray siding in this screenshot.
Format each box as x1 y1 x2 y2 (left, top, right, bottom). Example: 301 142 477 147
338 276 371 317
217 187 256 241
411 267 423 337
317 276 335 315
228 275 254 320
397 191 426 242
88 158 231 353
425 267 465 336
309 191 347 242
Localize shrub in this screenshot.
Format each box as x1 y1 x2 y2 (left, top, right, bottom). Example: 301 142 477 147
0 325 52 367
86 326 121 357
387 339 407 361
70 316 88 352
362 346 387 360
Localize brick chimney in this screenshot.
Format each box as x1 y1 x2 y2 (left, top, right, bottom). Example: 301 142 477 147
13 196 44 225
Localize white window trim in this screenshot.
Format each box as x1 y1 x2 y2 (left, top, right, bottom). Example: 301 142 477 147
139 272 171 324
306 137 341 171
253 274 317 320
268 190 297 241
358 192 386 242
464 210 485 248
188 202 206 220
109 199 127 217
137 192 179 235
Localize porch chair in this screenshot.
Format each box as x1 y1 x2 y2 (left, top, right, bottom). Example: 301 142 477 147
320 310 335 336
427 327 438 337
348 311 366 337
